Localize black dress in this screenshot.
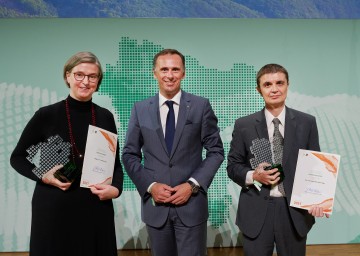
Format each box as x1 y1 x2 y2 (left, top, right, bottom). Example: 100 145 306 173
10 96 123 256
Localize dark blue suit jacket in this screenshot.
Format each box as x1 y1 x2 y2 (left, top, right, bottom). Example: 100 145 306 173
122 91 224 228
227 107 320 238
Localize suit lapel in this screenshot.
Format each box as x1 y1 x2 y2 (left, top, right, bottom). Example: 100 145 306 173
170 92 191 158
255 109 269 140
149 94 168 154
283 107 296 167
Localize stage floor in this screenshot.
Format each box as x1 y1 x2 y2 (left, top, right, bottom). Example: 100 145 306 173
1 244 359 256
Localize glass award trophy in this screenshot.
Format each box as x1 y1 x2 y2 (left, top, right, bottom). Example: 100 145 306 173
249 138 284 190
53 161 78 183
26 135 78 182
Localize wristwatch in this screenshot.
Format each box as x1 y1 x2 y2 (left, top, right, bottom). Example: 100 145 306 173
187 180 199 194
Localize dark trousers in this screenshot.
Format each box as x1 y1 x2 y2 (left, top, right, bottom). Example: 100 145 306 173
146 207 207 256
243 197 307 256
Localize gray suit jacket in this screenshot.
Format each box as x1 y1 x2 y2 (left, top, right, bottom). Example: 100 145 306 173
122 91 224 228
227 107 320 238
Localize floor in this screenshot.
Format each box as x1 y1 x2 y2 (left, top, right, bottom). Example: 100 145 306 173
1 244 360 256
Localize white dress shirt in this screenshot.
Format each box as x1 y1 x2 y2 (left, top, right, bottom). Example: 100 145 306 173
159 91 181 136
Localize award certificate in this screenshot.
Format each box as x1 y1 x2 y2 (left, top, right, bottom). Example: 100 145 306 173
80 125 118 188
290 149 340 214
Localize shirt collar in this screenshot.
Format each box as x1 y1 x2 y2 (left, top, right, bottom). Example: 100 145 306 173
159 90 182 107
264 107 286 127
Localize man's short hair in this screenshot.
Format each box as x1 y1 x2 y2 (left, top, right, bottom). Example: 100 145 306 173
153 49 185 70
256 64 289 88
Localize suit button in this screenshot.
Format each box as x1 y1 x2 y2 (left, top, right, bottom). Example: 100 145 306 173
169 163 173 168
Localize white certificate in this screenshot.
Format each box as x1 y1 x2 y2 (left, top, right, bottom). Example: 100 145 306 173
290 149 340 214
80 125 118 188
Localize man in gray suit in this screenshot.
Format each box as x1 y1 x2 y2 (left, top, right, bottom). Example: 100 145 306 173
122 49 224 256
227 64 329 256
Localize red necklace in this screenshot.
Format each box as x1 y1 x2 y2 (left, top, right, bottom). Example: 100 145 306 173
65 98 96 161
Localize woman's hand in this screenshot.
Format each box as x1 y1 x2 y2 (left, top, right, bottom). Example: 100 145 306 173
42 165 72 191
90 184 119 200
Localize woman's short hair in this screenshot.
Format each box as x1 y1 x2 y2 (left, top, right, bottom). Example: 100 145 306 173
63 51 103 91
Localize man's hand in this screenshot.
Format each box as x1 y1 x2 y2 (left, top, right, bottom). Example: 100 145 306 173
253 162 280 185
42 164 72 191
164 183 192 205
90 184 119 200
150 183 175 203
306 199 332 218
308 206 330 218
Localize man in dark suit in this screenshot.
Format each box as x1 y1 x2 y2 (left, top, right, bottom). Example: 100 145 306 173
227 64 328 256
122 49 224 256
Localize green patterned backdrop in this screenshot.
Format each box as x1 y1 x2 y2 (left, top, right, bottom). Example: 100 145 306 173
1 19 359 251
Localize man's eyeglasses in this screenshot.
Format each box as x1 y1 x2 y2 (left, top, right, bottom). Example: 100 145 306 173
73 72 99 83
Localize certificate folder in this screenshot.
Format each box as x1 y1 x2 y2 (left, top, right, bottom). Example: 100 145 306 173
290 149 340 214
80 125 118 188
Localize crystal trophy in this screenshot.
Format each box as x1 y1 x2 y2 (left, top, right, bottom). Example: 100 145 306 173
249 138 284 190
26 135 78 182
53 161 78 183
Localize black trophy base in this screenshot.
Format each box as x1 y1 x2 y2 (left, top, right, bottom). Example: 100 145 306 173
54 162 78 183
264 163 284 182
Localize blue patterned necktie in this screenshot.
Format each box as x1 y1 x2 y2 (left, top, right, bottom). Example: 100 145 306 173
165 101 175 154
273 118 286 196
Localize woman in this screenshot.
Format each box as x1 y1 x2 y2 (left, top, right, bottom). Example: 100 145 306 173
10 51 123 256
